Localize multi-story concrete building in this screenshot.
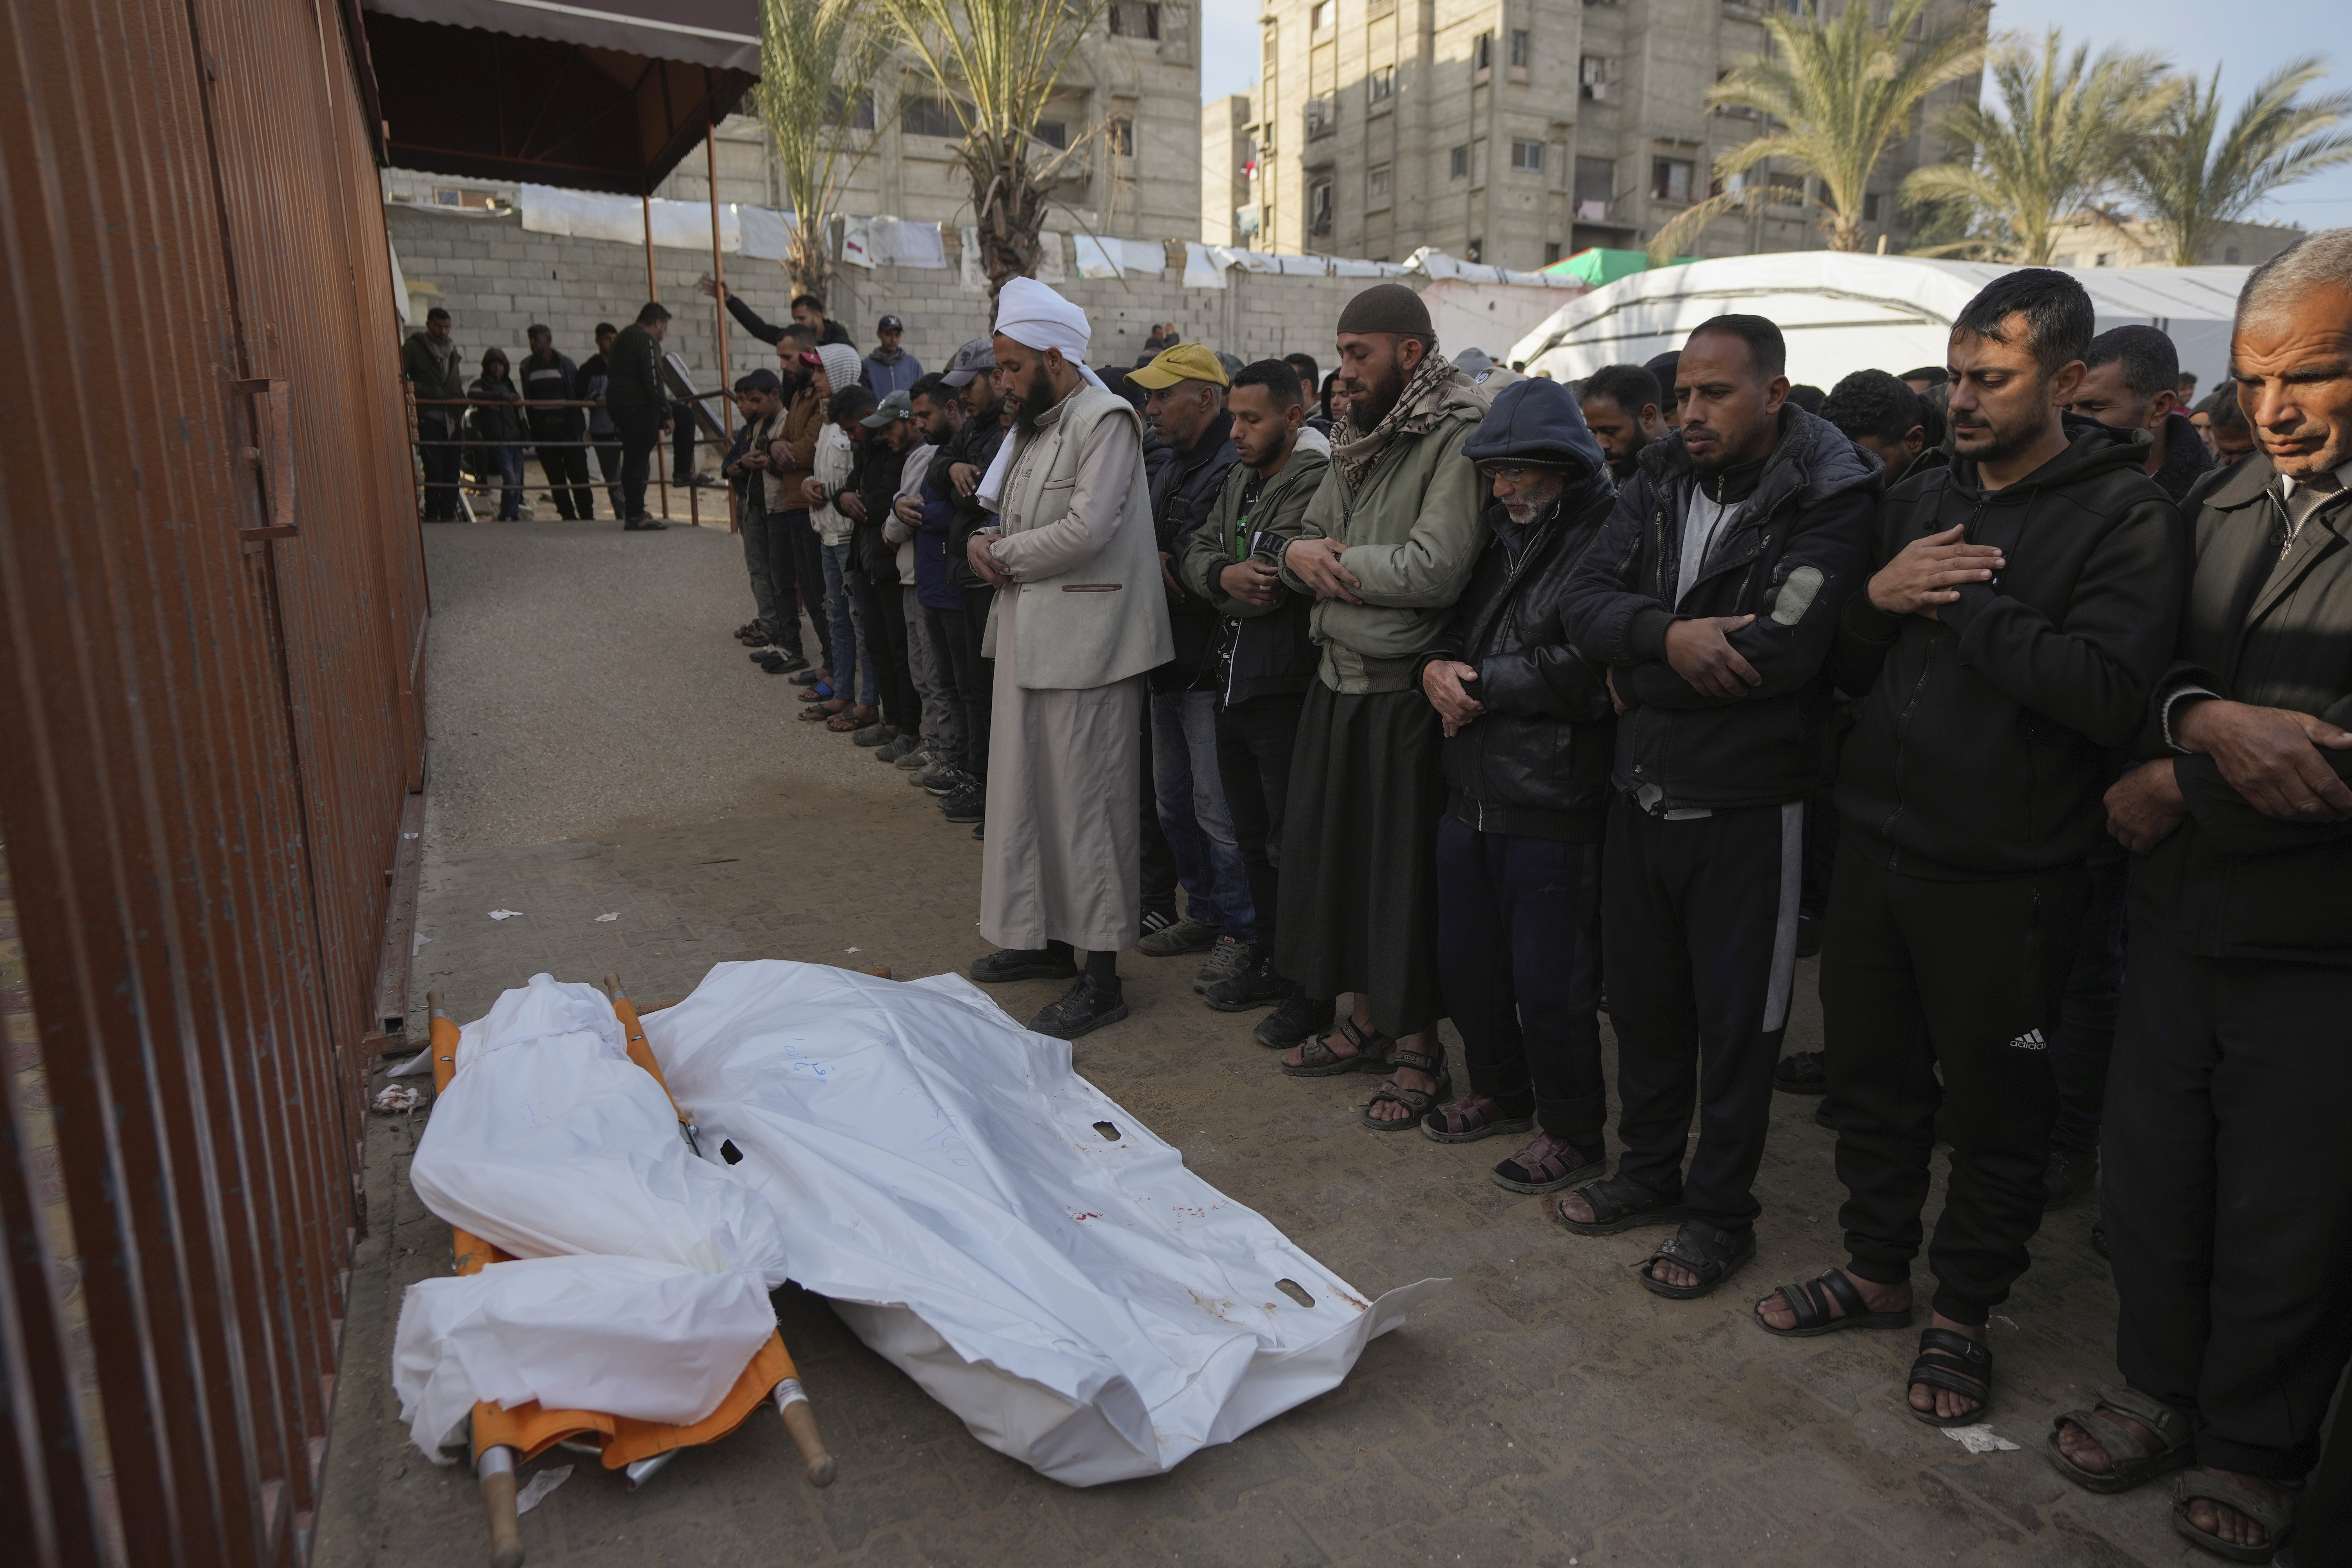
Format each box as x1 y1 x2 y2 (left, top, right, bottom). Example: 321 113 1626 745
1244 0 1981 269
2044 214 2305 271
1202 94 1259 247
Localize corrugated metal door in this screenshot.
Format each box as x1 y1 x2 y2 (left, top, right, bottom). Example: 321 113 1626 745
0 0 427 1561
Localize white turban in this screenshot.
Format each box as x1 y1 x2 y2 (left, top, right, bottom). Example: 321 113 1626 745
977 277 1111 509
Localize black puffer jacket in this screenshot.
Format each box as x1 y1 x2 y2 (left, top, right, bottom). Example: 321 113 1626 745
1561 404 1880 812
1149 409 1240 691
1832 416 2188 878
936 408 1006 591
2131 452 2352 964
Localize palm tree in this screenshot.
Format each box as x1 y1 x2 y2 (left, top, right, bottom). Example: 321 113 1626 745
755 0 893 300
1901 29 2175 265
1646 0 1989 265
871 0 1111 295
2128 57 2352 267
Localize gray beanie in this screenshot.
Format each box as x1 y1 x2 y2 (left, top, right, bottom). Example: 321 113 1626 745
1336 282 1433 338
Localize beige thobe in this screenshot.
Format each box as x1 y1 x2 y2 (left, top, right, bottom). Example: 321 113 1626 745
978 401 1147 953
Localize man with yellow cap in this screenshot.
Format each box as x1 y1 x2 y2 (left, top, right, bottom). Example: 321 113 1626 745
963 278 1175 1039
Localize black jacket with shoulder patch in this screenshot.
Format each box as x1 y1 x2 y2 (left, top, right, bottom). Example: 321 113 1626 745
1560 404 1880 812
1832 417 2189 878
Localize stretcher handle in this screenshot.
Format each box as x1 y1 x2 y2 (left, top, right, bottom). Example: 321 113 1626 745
774 1378 836 1487
602 973 701 1152
477 1445 524 1568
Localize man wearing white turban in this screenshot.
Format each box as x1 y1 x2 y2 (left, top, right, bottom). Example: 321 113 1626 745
963 279 1174 1039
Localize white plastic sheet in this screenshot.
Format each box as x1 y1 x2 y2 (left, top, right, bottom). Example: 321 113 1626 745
642 960 1443 1486
392 976 790 1460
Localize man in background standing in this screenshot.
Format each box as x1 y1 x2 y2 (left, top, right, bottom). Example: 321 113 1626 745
2071 325 2215 503
606 301 673 531
865 315 924 397
575 321 624 520
1579 363 1669 485
403 306 466 519
935 338 1008 831
520 325 592 521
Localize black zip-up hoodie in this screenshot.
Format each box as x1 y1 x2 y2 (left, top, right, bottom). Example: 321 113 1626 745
1831 416 2189 878
1560 403 1880 811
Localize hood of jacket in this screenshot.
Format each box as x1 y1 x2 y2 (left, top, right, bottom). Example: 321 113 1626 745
1463 377 1606 482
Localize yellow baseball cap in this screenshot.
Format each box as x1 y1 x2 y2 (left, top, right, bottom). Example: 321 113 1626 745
1125 341 1230 390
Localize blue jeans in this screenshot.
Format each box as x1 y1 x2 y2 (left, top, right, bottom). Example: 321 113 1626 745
492 442 524 519
820 540 877 706
1151 690 1256 942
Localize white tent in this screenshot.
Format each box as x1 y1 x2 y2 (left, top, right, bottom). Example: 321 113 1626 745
1510 252 2253 394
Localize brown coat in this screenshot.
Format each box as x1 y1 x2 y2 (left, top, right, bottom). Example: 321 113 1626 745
763 386 825 512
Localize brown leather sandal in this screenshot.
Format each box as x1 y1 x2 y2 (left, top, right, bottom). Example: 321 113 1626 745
1280 1016 1392 1078
1360 1043 1449 1132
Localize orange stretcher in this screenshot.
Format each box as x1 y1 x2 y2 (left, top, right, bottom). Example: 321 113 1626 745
425 976 833 1568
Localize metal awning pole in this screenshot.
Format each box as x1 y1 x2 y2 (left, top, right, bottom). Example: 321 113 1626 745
644 181 669 521
706 94 736 534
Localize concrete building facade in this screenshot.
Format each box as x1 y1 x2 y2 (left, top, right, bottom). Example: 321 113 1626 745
1244 0 1981 270
1202 93 1258 247
2045 214 2305 272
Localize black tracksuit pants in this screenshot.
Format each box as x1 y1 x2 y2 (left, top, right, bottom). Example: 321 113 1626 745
1213 692 1304 958
1606 796 1804 1230
610 405 661 521
2048 842 2129 1151
956 585 995 788
2105 931 2352 1479
1822 839 2084 1325
863 571 921 733
1437 815 1605 1147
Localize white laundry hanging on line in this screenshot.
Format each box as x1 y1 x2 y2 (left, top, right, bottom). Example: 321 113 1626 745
392 975 792 1461
641 960 1444 1486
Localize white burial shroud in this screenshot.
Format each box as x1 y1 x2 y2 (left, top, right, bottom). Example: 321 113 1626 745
392 975 793 1460
642 960 1444 1486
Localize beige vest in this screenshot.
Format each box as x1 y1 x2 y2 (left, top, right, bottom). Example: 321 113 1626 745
985 384 1174 690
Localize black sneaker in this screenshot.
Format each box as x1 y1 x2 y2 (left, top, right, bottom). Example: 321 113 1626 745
762 653 809 675
790 668 826 687
1253 991 1332 1049
940 785 985 823
969 946 1078 983
971 820 985 840
1138 907 1178 941
1028 975 1128 1040
2043 1144 2100 1211
1204 949 1290 1012
1773 1051 1827 1095
623 516 668 531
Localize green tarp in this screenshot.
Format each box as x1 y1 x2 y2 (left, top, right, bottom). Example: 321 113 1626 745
1543 249 1692 285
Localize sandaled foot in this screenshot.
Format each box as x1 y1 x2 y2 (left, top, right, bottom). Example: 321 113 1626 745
1488 1131 1603 1194
1908 1320 1991 1426
1553 1172 1684 1236
2174 1469 2296 1562
1753 1268 1913 1338
2047 1384 2194 1495
1281 1015 1392 1078
1360 1042 1447 1131
1639 1220 1756 1299
1419 1094 1533 1145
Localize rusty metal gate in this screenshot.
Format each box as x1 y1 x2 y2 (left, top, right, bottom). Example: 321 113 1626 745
0 0 428 1562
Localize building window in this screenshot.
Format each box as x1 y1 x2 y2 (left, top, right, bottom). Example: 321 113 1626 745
2225 246 2242 263
1768 171 1805 205
1544 241 1562 264
825 88 876 131
1510 29 1531 68
1651 157 1694 205
1106 116 1134 156
1450 144 1469 180
2094 252 2114 267
1309 179 1334 236
1510 138 1544 173
1305 92 1338 138
1580 56 1612 100
1368 66 1394 104
1310 0 1333 28
1236 205 1262 237
432 187 499 209
1474 32 1492 73
902 96 971 138
1366 163 1392 208
1032 120 1068 151
1574 155 1613 218
1107 1 1160 38
1467 237 1485 263
1862 192 1882 222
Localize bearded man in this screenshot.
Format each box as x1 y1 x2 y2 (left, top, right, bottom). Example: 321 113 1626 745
963 279 1173 1040
1272 284 1490 1125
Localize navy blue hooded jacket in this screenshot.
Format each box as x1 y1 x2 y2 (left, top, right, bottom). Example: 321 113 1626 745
1417 379 1621 839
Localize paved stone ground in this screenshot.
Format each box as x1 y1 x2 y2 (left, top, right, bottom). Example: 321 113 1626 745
312 520 2204 1568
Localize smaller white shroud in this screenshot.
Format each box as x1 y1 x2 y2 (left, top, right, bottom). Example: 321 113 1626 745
642 960 1444 1486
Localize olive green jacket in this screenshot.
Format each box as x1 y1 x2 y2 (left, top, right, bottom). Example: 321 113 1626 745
1280 404 1489 693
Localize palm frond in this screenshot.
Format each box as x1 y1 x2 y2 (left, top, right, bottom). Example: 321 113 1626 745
755 0 893 297
2129 55 2352 265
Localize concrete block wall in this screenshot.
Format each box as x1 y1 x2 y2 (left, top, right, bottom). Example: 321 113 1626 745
388 205 1421 401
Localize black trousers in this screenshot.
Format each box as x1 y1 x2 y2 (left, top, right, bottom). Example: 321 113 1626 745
761 510 828 661
2049 843 2129 1151
592 438 622 517
862 571 920 732
1437 815 1605 1146
1606 796 1802 1230
672 413 698 481
1822 840 2083 1325
1214 692 1304 956
955 585 995 788
417 410 462 519
533 430 594 519
2106 932 2352 1479
929 602 984 775
610 406 661 521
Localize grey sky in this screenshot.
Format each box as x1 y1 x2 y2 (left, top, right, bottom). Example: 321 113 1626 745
1198 0 2352 233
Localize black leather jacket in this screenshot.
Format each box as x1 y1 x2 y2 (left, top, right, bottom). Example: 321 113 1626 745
1417 476 1620 840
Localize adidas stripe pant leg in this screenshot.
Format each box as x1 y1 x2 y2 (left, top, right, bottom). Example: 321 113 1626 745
1822 839 2085 1325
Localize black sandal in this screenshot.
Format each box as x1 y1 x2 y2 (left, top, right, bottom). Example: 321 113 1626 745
1907 1327 1992 1427
2047 1384 2194 1495
1772 1051 1827 1095
1753 1268 1914 1338
1638 1220 1756 1300
1552 1172 1685 1236
1281 1016 1393 1078
2172 1471 2297 1563
1359 1043 1450 1131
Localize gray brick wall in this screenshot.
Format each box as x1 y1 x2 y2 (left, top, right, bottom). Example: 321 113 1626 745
386 205 1423 400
